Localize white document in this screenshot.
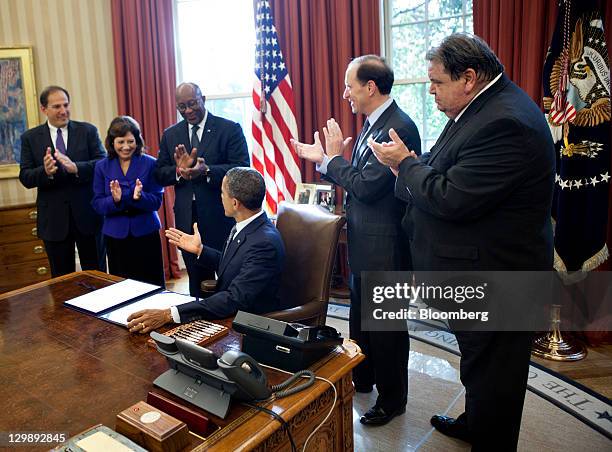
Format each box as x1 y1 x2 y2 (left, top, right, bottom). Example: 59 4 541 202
99 291 196 326
64 279 161 314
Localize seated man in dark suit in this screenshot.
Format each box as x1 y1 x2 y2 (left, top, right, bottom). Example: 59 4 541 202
127 167 285 333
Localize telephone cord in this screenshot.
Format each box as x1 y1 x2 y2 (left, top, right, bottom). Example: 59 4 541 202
243 401 297 452
271 369 315 398
259 363 338 452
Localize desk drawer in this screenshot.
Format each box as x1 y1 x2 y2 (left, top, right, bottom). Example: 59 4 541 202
0 206 37 227
0 240 47 265
0 223 40 245
0 258 51 293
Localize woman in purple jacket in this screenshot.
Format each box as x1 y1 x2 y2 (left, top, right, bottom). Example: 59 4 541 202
92 116 164 286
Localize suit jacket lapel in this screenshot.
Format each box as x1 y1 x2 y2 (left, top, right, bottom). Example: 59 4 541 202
66 121 78 157
179 121 194 189
39 124 53 153
180 121 191 150
217 214 267 276
351 125 368 166
428 74 510 166
427 119 456 164
198 113 215 158
353 101 399 169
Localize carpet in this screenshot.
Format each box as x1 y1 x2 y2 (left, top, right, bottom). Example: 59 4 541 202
327 302 612 441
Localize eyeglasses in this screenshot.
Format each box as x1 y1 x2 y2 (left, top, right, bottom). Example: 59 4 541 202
176 99 200 113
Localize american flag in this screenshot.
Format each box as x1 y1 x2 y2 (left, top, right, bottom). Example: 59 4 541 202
252 0 301 213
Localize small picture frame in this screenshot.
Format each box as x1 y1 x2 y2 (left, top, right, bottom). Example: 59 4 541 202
315 185 335 212
295 183 317 204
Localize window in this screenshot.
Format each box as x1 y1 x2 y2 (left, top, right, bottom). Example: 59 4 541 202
174 0 255 151
383 0 473 151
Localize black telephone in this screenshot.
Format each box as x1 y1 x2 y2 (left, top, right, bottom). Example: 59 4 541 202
151 332 314 419
232 311 343 372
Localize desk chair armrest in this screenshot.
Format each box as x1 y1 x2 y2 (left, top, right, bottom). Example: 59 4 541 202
265 301 327 326
200 279 217 295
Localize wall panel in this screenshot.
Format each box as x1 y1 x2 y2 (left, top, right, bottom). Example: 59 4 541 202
0 0 117 206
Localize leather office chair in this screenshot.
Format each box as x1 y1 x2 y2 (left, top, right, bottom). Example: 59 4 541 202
265 202 346 326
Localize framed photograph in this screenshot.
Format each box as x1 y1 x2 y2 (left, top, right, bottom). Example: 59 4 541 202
295 183 317 204
0 47 38 179
315 185 335 213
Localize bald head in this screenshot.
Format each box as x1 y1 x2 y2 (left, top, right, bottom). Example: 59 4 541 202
176 82 201 98
176 82 206 125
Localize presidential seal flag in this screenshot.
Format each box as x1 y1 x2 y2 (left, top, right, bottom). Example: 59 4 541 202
543 0 611 272
252 0 301 214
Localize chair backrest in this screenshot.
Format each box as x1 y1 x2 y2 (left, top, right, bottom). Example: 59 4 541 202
275 202 346 313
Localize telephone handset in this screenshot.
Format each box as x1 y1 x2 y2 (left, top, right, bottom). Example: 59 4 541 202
216 349 271 400
150 332 314 418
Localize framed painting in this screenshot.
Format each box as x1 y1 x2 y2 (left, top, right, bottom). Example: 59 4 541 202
0 47 38 179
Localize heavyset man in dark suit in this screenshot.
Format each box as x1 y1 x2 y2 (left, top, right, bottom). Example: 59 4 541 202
371 34 555 450
127 167 285 333
291 55 421 426
19 85 106 277
154 82 250 296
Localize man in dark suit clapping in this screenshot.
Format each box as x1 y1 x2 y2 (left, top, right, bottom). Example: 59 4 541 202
19 85 106 277
371 34 555 450
154 82 249 297
291 55 421 426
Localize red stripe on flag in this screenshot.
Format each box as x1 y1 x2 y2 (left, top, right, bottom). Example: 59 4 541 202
269 92 300 170
268 96 298 195
251 109 279 213
278 78 297 117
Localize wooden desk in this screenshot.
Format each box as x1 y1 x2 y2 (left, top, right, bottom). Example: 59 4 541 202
0 271 363 451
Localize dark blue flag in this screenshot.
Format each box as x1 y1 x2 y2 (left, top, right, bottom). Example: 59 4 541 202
543 0 611 272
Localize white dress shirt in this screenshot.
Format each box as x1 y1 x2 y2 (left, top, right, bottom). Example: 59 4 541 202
48 122 68 150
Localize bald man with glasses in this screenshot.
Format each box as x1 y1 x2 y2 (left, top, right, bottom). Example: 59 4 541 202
155 82 249 296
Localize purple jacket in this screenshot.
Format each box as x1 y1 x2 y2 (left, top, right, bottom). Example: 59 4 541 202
92 153 163 239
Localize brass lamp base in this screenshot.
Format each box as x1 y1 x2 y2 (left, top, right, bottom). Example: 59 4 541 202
532 331 587 361
531 304 587 361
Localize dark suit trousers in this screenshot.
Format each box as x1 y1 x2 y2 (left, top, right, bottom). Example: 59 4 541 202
43 213 101 277
106 231 165 287
183 201 215 296
452 329 534 451
350 274 409 412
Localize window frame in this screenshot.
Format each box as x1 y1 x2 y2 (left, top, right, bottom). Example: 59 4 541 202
172 0 256 150
381 0 473 150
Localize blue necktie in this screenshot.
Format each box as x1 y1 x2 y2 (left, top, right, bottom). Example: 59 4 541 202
56 128 66 154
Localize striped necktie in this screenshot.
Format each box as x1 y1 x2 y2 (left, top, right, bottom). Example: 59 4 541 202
353 119 370 164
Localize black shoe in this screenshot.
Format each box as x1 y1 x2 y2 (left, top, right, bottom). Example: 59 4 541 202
360 405 406 426
430 415 472 443
354 383 373 393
